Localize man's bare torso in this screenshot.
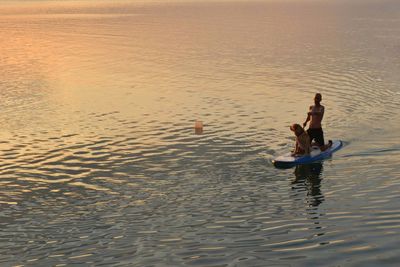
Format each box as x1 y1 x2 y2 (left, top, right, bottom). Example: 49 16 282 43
309 104 324 129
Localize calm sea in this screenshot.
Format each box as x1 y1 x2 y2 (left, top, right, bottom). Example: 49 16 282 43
1 0 400 266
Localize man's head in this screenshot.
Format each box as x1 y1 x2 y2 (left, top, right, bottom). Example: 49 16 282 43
314 93 322 105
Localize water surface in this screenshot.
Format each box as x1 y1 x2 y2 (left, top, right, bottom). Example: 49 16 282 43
0 0 400 266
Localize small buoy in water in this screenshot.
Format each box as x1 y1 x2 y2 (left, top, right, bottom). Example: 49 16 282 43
194 120 203 134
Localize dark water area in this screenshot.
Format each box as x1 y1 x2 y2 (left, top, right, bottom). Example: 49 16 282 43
0 0 400 266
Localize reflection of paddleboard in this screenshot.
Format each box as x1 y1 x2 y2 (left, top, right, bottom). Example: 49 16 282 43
273 140 343 168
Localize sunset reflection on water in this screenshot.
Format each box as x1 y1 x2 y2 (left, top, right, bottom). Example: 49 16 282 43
1 1 400 266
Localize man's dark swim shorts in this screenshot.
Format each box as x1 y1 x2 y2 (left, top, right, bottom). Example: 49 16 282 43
307 128 325 146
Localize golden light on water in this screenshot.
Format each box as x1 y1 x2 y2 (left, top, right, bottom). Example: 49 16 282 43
1 1 400 265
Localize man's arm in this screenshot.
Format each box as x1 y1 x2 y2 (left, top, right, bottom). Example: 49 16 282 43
303 106 312 128
320 106 325 120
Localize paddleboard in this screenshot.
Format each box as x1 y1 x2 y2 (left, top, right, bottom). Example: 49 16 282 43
273 140 343 168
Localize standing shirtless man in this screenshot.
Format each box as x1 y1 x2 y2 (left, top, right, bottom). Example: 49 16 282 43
303 93 331 150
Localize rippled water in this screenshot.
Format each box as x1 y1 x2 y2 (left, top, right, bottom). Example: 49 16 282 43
1 0 400 266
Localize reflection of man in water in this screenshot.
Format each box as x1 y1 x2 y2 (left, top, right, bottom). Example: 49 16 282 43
292 163 324 207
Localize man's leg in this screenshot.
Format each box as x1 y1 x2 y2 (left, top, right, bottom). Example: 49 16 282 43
315 128 325 146
307 129 314 145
